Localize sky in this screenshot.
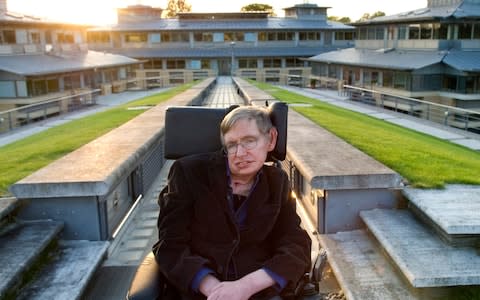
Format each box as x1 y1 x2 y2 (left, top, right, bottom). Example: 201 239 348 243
7 0 426 25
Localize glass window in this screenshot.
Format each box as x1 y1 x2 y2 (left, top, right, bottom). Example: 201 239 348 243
126 33 147 43
201 60 211 69
398 26 407 40
258 32 266 41
166 60 185 69
224 32 235 41
409 24 420 39
420 24 433 39
30 32 40 43
264 58 281 68
194 32 213 42
213 32 224 42
433 23 448 39
394 72 408 89
474 24 480 39
367 28 375 40
335 32 345 40
383 71 393 87
171 32 189 42
375 27 384 40
358 28 367 40
245 32 256 42
458 23 473 39
238 59 257 68
150 33 161 43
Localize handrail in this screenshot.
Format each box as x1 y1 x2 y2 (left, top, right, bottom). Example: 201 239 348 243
343 85 480 115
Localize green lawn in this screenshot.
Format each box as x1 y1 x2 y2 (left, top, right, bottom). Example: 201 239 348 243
0 83 196 196
252 81 480 188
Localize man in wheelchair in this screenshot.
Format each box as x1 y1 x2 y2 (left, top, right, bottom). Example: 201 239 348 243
151 104 312 299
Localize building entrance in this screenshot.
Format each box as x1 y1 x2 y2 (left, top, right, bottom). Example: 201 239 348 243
218 59 231 75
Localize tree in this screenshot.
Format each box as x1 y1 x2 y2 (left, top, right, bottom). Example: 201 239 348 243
357 11 385 22
241 3 275 16
328 16 351 24
165 0 192 18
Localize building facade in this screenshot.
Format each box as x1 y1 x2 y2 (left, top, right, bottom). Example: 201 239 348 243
0 1 141 111
308 0 480 111
87 3 355 88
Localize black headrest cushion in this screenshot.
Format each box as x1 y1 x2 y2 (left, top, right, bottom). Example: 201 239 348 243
164 102 288 161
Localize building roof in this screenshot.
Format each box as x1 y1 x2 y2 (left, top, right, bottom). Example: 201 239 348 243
307 48 446 70
0 11 87 27
443 50 480 72
109 46 339 59
308 48 480 73
90 18 353 32
355 0 480 25
0 51 139 76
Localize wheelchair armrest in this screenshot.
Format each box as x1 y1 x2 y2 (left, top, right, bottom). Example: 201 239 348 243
126 252 164 300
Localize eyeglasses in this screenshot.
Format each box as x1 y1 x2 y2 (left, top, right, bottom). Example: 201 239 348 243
224 137 259 155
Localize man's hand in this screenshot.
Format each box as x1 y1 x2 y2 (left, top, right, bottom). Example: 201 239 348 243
207 280 253 300
203 269 275 300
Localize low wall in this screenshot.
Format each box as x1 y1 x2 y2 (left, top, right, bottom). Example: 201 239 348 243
10 78 217 240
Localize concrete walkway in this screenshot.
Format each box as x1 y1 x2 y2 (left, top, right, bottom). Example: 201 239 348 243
281 86 480 151
0 87 170 147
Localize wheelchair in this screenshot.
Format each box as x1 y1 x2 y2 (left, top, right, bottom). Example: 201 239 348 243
126 102 326 300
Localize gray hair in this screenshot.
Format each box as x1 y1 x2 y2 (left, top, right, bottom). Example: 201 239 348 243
220 106 273 145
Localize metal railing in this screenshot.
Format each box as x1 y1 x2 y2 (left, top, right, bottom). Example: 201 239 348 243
0 89 101 134
342 85 480 134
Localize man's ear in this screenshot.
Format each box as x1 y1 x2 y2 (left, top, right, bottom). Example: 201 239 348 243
267 127 278 152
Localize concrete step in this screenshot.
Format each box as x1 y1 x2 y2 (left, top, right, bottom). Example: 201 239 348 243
17 240 109 300
0 220 63 299
318 229 423 300
360 209 480 288
403 185 480 246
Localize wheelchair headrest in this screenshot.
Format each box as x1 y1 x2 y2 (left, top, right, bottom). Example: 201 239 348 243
164 102 288 161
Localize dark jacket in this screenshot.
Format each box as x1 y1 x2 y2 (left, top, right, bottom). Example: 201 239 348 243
153 151 311 299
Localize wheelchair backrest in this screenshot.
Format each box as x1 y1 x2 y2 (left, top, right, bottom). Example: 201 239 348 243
164 102 288 161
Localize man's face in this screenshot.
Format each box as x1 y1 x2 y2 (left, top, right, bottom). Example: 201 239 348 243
223 118 276 179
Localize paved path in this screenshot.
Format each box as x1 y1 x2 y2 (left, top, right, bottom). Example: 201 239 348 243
281 86 480 151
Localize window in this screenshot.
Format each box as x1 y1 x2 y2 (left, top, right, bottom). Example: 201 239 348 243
433 23 448 39
201 60 211 69
171 32 189 42
458 23 473 39
125 33 147 43
238 59 257 68
420 24 433 39
375 27 384 40
394 72 408 89
87 32 111 43
383 71 394 88
194 32 213 42
299 32 320 40
286 58 303 67
57 33 74 43
409 24 420 39
264 58 281 68
474 24 480 39
0 30 16 44
244 32 256 42
30 32 40 43
398 26 407 40
166 60 185 69
150 33 161 43
358 28 367 40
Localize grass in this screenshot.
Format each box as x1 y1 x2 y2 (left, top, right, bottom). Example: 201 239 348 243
252 81 480 188
0 82 196 196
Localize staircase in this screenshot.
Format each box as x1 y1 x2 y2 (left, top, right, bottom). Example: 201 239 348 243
0 197 108 300
318 185 480 299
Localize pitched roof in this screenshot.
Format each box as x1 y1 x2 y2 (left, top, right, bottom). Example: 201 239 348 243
0 51 139 76
307 48 446 70
90 18 353 32
109 46 340 59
